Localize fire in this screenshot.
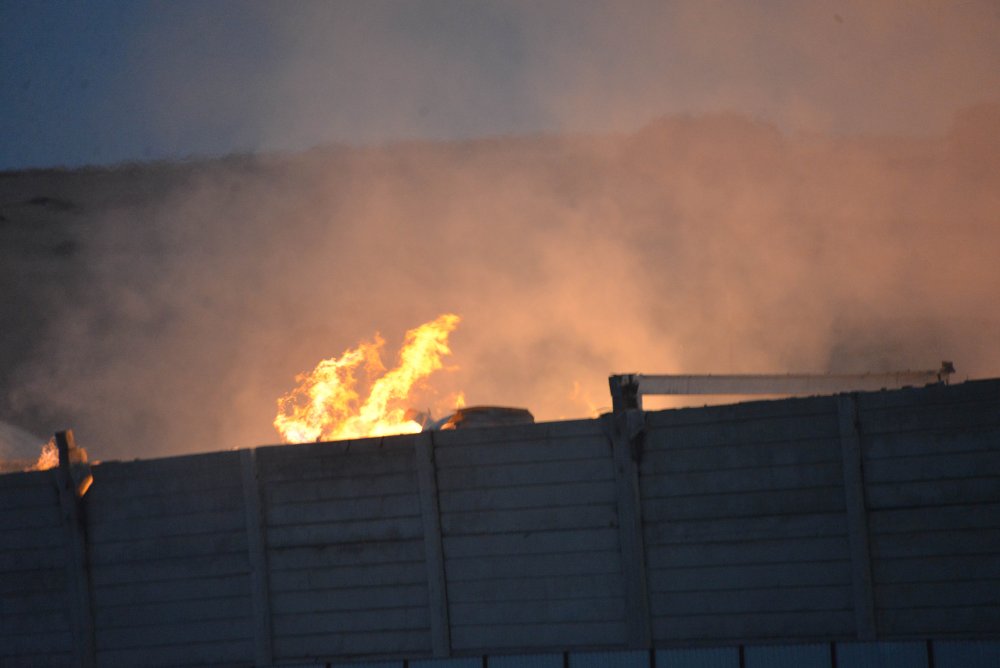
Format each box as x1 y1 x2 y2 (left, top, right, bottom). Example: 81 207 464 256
31 438 58 471
274 313 461 443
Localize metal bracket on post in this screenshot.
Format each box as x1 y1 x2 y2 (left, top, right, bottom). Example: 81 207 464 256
54 430 96 668
610 374 642 412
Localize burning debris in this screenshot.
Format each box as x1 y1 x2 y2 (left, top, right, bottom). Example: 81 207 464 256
441 405 533 429
274 313 463 443
411 405 534 430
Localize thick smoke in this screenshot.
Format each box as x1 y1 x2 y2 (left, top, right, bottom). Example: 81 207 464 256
1 1 998 459
2 106 999 459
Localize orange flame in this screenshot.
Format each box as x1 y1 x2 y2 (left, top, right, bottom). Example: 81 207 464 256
274 314 461 443
31 439 59 471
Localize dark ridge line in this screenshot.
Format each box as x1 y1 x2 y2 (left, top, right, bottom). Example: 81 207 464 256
874 602 1000 612
648 582 850 595
86 486 246 506
642 482 846 500
443 523 620 538
97 614 255 632
648 557 850 572
437 456 614 473
873 574 1000 587
91 570 254 589
86 506 249 526
265 512 423 527
88 526 250 544
268 537 424 550
441 477 614 494
94 592 250 611
641 506 849 522
450 617 623 629
867 473 1000 487
645 532 849 548
446 548 621 563
864 444 1000 461
90 538 248 556
650 606 854 618
269 558 426 573
649 555 854 569
442 500 616 516
868 498 1000 513
269 489 420 506
858 420 1000 439
89 550 252 570
440 478 615 494
446 572 623 585
645 433 843 452
449 594 624 607
270 625 431 638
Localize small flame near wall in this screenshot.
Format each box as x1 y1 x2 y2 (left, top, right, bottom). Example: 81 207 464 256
30 438 58 471
273 313 463 443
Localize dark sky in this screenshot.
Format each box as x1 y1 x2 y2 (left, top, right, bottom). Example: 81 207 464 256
3 0 999 170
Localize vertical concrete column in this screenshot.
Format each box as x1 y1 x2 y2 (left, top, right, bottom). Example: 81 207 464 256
240 448 274 666
54 430 96 668
415 431 451 657
837 394 878 640
606 411 652 648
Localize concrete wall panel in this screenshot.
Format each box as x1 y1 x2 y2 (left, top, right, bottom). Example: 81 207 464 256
744 644 831 668
933 640 1000 668
1 379 998 665
835 642 927 668
568 649 648 668
655 647 739 668
488 653 562 667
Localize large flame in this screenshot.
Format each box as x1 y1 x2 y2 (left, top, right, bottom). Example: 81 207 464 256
274 313 461 443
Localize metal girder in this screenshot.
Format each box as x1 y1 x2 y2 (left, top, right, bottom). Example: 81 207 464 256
609 362 954 411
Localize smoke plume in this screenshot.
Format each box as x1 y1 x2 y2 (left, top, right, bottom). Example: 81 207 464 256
2 105 999 459
1 1 998 459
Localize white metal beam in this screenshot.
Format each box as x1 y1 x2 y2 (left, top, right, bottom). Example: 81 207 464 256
609 363 954 411
636 370 945 396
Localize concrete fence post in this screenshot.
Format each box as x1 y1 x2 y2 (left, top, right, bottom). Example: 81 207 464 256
605 410 653 648
240 448 274 666
415 431 452 657
54 430 96 668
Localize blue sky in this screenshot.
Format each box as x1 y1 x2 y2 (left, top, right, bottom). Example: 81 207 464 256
2 0 999 170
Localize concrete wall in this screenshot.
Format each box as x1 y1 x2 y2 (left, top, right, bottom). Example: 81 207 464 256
85 451 253 666
641 395 854 644
258 438 430 661
0 470 75 666
1 379 998 667
857 382 1000 637
434 420 625 653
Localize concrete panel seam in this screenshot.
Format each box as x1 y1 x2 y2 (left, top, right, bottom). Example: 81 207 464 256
416 431 452 657
241 448 274 666
837 394 877 641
